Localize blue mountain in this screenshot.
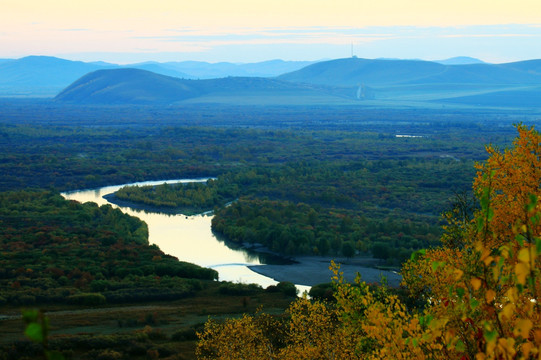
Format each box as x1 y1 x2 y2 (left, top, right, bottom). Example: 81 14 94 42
54 68 341 105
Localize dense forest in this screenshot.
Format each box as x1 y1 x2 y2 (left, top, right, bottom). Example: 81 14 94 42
112 179 236 215
1 102 538 359
0 190 217 307
113 155 473 262
197 125 541 360
1 110 502 264
0 103 516 193
0 189 297 359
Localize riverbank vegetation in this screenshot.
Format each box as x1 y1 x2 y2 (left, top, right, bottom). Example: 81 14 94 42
0 189 297 359
1 101 538 358
197 125 541 360
112 179 237 215
2 107 504 263
0 190 217 308
114 155 472 263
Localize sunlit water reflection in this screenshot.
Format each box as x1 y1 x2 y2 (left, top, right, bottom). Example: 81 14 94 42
62 179 310 294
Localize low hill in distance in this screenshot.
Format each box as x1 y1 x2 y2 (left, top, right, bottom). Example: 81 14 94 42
277 57 541 108
435 56 486 65
55 68 201 104
0 56 318 97
46 56 541 108
0 56 105 97
278 57 541 87
161 59 318 79
54 68 346 105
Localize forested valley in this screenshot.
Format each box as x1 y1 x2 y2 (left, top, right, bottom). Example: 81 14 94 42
0 102 539 359
197 125 541 360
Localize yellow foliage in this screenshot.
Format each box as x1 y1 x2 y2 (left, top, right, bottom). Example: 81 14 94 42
402 124 541 359
471 277 482 291
196 125 540 360
196 315 276 359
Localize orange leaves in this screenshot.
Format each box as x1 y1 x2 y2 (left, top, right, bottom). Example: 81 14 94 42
398 125 541 360
514 244 538 285
453 269 464 281
471 277 482 291
514 262 530 285
513 319 533 339
474 124 541 249
196 125 541 360
485 290 496 304
196 315 276 360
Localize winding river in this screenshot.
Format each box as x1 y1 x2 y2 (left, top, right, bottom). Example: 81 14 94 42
61 179 310 294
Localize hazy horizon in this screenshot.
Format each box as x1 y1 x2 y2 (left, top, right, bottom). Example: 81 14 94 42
0 54 512 66
1 1 541 64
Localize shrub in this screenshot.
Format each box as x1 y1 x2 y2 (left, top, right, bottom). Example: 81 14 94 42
66 292 106 306
218 282 262 296
17 295 36 305
171 328 198 341
275 281 298 297
308 282 335 301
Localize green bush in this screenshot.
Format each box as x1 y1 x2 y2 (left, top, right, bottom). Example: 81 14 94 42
276 281 298 297
66 293 106 306
171 328 198 341
17 295 36 305
308 283 335 301
218 282 262 296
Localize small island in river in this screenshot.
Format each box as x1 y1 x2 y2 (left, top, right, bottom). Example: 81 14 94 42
106 180 402 287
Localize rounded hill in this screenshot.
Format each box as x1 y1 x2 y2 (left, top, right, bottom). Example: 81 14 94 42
54 68 344 105
54 68 201 104
278 57 541 87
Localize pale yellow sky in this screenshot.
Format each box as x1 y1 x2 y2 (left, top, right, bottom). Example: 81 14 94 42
1 0 541 62
3 0 541 29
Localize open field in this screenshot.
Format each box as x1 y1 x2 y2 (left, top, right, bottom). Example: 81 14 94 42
0 283 295 359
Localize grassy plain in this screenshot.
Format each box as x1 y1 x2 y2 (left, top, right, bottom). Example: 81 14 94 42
0 284 294 359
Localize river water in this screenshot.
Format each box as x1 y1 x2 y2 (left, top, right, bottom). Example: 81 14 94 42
62 179 310 293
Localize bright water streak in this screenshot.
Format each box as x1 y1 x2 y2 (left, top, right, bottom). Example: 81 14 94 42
61 179 308 292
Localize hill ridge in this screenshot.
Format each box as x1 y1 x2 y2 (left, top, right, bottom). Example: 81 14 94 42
54 67 342 105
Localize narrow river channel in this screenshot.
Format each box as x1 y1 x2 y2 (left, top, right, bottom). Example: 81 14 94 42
61 179 311 294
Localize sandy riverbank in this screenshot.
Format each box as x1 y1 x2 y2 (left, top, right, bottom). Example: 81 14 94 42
248 256 402 287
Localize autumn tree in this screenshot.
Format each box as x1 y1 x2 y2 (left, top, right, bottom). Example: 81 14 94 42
196 124 540 359
402 124 541 359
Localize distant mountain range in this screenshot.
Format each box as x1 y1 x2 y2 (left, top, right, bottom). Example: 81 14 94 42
0 56 104 97
277 57 541 87
138 59 318 79
0 56 318 97
55 68 341 105
434 56 486 65
276 57 541 108
2 55 541 108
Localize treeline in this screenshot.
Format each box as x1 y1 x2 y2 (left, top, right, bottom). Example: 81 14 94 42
114 179 239 214
119 158 475 217
212 199 440 261
196 125 541 360
117 158 471 262
0 190 217 306
0 122 505 193
0 114 516 266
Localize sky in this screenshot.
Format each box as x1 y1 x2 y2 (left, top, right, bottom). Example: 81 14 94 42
1 0 541 64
